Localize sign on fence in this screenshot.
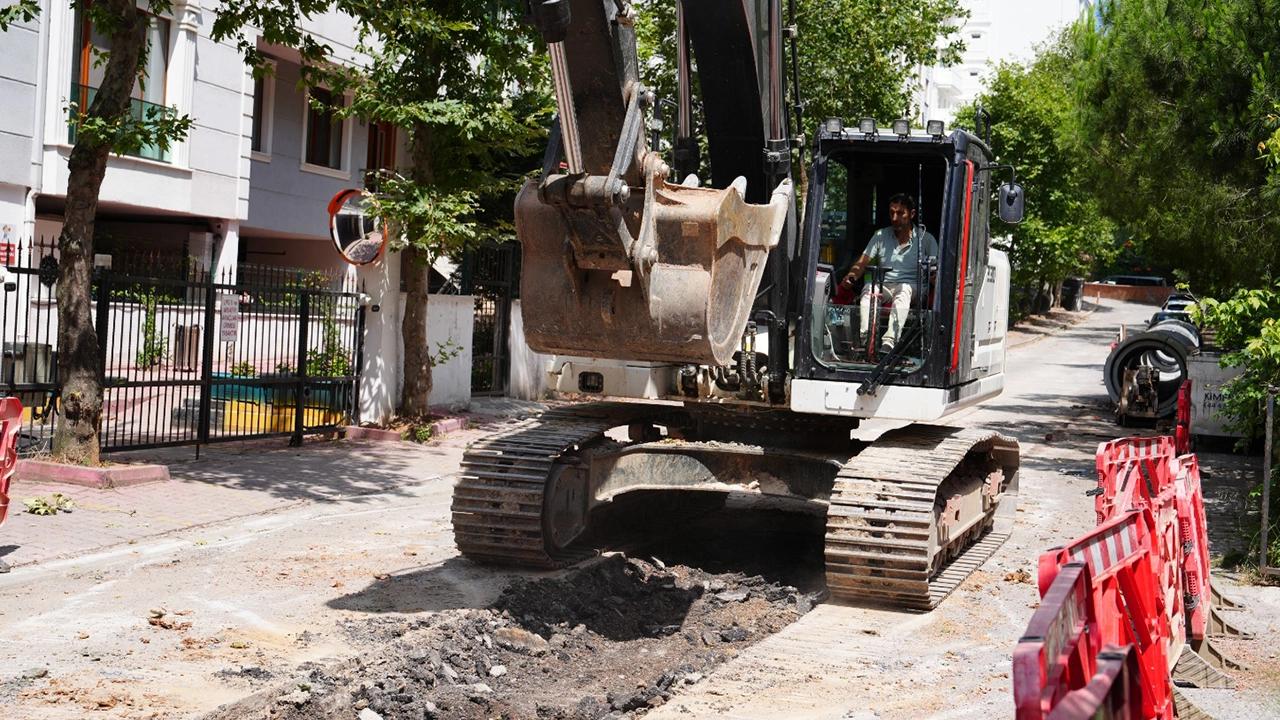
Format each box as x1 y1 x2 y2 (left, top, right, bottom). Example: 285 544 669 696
218 293 240 342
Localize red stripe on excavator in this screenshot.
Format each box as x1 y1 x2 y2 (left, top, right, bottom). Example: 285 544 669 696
950 160 976 374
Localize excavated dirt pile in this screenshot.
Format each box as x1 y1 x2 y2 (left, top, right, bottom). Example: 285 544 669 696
206 555 820 720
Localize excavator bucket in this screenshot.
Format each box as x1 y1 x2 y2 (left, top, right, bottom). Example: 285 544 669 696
516 173 792 367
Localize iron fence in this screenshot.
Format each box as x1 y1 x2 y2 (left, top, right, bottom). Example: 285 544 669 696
1 237 364 455
462 242 516 395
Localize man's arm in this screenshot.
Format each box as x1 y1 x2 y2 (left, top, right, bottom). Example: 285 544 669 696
842 253 872 286
842 234 881 286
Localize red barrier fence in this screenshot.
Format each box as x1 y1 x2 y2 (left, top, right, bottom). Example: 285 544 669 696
0 397 21 527
1045 645 1144 720
1014 433 1239 719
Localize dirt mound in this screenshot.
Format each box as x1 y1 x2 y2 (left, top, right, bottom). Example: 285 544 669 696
205 555 819 720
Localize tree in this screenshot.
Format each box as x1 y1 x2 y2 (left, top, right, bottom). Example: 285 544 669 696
956 37 1116 314
0 1 190 463
1067 0 1280 294
307 0 549 414
1 1 351 463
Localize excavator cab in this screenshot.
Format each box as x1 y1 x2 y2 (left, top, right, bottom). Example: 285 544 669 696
790 122 1022 420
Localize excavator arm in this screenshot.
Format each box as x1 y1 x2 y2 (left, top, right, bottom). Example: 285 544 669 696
516 0 795 367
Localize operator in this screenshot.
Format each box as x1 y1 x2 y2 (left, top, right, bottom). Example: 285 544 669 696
840 193 938 353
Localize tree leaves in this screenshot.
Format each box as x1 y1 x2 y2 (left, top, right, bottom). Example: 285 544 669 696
1067 0 1280 293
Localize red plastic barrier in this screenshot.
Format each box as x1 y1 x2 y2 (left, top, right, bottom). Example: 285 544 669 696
1045 645 1144 720
1013 563 1101 720
1093 436 1178 524
0 397 21 527
1174 454 1212 640
1175 380 1192 455
1038 508 1175 720
1093 437 1204 649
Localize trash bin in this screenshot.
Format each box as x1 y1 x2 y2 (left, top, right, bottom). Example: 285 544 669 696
173 325 201 371
1061 277 1085 311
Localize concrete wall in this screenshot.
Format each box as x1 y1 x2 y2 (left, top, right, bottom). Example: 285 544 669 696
508 299 551 401
1082 283 1173 306
395 293 475 411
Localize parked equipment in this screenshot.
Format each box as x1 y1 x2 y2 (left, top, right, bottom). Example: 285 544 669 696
453 0 1025 610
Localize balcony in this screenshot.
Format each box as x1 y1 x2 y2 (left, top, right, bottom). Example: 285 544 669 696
67 83 174 163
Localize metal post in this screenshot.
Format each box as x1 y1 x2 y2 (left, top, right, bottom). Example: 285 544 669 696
352 304 365 426
1262 393 1277 575
292 291 310 447
93 269 110 380
196 276 217 444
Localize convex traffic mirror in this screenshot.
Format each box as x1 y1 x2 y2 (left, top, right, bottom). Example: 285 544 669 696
328 188 388 265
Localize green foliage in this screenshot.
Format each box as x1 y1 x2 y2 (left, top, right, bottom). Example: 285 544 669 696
0 0 39 31
1194 283 1280 567
134 291 166 368
404 423 434 443
1067 0 1280 293
1194 283 1280 438
229 361 257 378
956 36 1117 313
305 304 352 378
312 0 551 263
24 493 75 516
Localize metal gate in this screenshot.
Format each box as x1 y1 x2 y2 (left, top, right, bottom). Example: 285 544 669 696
1 238 364 454
463 242 517 395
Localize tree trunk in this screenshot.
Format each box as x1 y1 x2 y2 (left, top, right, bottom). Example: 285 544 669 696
400 246 433 414
398 123 437 416
53 2 146 464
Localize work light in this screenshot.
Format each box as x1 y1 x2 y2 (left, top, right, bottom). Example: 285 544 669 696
892 119 911 139
926 120 945 140
858 117 877 137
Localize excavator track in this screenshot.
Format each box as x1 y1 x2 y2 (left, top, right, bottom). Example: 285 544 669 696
824 425 1019 611
452 403 667 567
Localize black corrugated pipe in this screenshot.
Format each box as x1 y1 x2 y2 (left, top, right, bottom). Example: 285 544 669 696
1103 324 1200 418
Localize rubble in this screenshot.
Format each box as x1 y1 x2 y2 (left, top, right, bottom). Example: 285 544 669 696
204 555 811 720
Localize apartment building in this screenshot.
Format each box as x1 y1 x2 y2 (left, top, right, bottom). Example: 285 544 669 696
915 0 1095 127
0 1 392 280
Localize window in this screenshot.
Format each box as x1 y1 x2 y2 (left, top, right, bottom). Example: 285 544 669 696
250 65 275 156
304 87 345 170
70 5 172 161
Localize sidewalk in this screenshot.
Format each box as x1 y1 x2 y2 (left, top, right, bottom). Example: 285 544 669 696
0 432 483 570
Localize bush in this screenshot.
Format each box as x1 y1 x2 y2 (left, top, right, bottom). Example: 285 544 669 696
1195 282 1280 568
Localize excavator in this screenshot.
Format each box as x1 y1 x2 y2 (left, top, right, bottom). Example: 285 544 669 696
450 0 1027 610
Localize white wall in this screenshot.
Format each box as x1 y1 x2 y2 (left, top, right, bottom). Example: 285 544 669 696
508 299 551 401
395 293 474 411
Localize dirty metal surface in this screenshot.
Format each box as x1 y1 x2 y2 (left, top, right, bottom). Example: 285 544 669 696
824 424 1021 610
515 175 791 367
451 403 672 567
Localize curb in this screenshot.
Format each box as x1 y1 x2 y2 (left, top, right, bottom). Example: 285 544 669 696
1008 302 1099 350
16 459 170 489
344 415 469 443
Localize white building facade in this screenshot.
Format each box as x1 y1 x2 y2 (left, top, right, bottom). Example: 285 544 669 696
0 1 394 280
915 0 1096 128
0 3 474 422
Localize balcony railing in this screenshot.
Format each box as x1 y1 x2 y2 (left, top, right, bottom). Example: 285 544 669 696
67 83 173 163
